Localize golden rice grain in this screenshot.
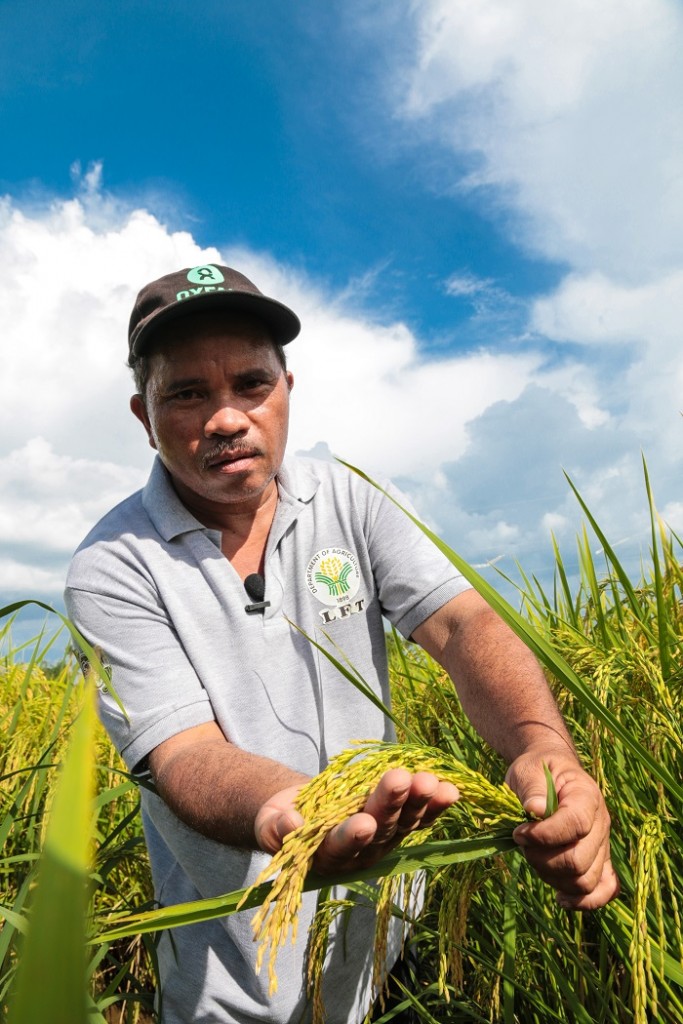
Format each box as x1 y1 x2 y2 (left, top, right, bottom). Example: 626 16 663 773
240 740 524 999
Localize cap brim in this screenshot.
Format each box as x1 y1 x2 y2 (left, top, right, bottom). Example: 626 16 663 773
131 290 301 357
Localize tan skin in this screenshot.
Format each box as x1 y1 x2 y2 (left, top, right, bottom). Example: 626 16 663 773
131 313 619 905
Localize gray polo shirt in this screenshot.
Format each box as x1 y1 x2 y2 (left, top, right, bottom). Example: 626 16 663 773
65 455 469 1024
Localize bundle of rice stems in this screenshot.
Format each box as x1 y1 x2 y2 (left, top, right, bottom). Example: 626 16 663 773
243 741 525 1000
6 461 683 1023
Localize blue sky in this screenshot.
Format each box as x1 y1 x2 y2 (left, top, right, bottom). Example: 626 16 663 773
0 1 557 331
3 0 683 648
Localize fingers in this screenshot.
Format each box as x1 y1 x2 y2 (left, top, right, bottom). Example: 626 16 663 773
314 769 459 875
556 859 621 910
508 753 620 909
254 785 306 854
254 769 458 867
362 770 459 840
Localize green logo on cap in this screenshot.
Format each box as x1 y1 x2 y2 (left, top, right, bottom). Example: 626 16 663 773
187 265 225 285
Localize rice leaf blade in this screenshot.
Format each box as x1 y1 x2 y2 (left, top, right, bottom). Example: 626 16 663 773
337 459 683 806
6 686 97 1024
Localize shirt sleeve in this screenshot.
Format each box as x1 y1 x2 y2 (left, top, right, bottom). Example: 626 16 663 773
360 476 472 639
65 574 215 772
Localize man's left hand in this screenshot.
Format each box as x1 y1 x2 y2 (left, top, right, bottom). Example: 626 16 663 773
506 749 620 909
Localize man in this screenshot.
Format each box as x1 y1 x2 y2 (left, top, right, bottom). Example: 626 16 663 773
65 264 618 1024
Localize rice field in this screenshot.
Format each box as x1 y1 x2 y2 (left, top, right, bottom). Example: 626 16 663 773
1 469 682 1022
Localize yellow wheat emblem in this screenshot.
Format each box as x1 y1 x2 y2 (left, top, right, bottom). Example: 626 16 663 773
314 556 353 597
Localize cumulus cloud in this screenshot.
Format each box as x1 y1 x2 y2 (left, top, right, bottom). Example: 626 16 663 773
0 186 549 636
6 0 683 643
0 177 218 465
0 438 146 557
398 0 683 279
531 270 683 462
216 245 544 476
371 0 683 585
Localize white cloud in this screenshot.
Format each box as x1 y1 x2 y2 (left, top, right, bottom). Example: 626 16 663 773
353 0 683 588
0 437 146 554
531 270 683 346
193 245 545 477
0 180 220 466
660 501 683 534
0 177 678 618
531 271 683 464
0 191 548 613
542 512 570 536
5 0 683 620
5 7 683 642
444 273 494 297
399 0 683 279
1 558 68 596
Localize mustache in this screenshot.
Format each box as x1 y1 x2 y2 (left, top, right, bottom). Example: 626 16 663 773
200 441 262 471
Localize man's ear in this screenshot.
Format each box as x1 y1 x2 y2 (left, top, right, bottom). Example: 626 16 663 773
130 394 158 451
286 371 294 392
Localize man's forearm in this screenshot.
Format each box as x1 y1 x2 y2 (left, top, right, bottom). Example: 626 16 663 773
149 728 309 849
147 726 459 869
414 591 619 909
413 592 575 765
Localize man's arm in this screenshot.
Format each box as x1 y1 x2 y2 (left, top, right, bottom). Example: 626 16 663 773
148 722 458 872
147 721 310 847
412 588 620 909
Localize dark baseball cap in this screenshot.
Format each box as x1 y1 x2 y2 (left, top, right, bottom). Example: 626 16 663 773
128 263 301 358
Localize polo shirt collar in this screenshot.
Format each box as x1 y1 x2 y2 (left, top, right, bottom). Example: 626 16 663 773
142 457 215 543
276 454 319 504
142 453 320 544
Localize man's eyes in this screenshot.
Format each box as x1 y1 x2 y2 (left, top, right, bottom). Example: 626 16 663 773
238 376 272 392
164 378 273 401
171 388 203 401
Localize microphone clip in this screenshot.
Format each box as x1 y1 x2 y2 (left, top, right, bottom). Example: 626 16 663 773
244 573 271 615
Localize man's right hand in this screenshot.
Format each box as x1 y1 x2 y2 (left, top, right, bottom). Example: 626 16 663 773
254 769 459 873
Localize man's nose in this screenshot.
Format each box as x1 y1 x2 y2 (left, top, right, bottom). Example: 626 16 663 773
204 401 250 436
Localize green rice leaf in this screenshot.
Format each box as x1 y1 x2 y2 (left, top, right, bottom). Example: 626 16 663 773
5 686 97 1024
503 854 521 1024
93 832 517 943
542 762 559 818
642 457 675 682
0 599 127 718
337 460 683 807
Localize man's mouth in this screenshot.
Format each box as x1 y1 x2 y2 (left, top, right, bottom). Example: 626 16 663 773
202 446 261 471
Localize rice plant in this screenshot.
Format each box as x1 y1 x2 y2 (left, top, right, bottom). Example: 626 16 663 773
244 741 525 997
3 461 683 1023
0 613 156 1024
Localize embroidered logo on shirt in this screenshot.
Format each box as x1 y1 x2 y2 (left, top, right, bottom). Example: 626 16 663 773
306 547 365 623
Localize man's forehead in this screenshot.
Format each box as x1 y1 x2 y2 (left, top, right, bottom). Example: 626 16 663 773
147 327 282 380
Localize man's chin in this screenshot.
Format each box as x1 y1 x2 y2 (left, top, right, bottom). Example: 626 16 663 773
197 473 277 509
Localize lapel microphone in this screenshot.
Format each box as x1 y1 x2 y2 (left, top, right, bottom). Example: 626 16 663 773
244 573 270 614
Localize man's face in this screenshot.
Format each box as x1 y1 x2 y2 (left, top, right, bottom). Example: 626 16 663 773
130 313 294 521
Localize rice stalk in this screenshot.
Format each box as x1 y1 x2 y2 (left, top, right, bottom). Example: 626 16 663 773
630 815 665 1024
435 860 481 999
305 892 353 1022
0 619 156 1022
242 741 524 1000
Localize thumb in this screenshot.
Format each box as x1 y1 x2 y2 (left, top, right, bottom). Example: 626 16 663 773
254 784 306 854
506 758 553 820
255 806 305 854
519 790 550 820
